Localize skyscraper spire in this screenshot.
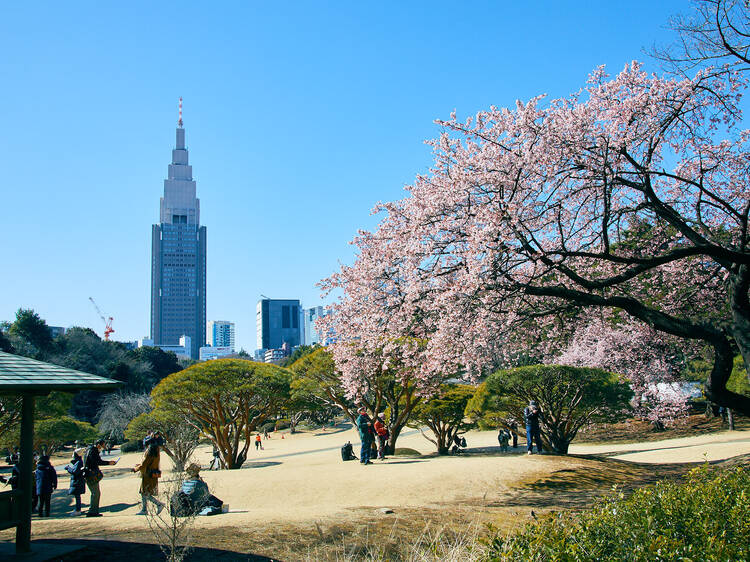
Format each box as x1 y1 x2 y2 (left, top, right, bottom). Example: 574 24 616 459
178 97 183 128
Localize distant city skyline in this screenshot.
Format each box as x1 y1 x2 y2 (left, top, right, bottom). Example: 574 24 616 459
0 2 694 352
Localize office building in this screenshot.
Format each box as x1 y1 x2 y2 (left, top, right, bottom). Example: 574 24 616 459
208 320 235 350
199 346 234 361
303 306 332 346
150 101 206 360
256 298 302 354
138 335 192 361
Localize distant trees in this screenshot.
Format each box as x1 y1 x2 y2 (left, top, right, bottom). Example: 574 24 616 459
1 393 97 454
32 416 98 454
6 309 53 358
151 359 291 469
97 393 151 442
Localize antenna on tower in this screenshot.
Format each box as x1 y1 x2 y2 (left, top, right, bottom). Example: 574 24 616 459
178 97 183 128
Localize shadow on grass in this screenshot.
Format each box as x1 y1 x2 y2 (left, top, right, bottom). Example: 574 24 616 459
487 457 695 509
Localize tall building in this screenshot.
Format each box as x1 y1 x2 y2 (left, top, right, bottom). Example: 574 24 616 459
208 320 235 350
303 306 324 346
256 299 302 353
150 100 206 360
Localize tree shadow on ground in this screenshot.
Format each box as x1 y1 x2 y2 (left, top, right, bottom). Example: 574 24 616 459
485 458 695 510
312 422 353 436
243 461 282 469
38 538 276 562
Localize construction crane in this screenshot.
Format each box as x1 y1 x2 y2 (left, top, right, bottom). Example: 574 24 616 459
89 297 115 341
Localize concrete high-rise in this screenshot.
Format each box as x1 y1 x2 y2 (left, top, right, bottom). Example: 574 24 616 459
256 299 302 353
208 320 235 350
150 100 206 360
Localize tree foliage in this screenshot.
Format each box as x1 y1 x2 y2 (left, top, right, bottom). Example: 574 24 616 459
7 308 53 358
408 384 475 454
480 365 633 454
289 347 357 423
151 359 291 469
321 62 750 416
126 409 199 472
0 415 97 455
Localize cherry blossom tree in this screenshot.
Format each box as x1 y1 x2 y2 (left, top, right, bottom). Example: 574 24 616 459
556 318 692 427
324 62 750 416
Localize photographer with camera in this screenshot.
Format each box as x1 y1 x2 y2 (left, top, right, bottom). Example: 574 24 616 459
524 400 543 455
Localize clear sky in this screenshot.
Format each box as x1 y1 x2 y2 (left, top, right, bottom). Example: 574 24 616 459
0 1 688 352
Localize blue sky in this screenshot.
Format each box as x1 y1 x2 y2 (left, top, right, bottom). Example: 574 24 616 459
0 1 687 352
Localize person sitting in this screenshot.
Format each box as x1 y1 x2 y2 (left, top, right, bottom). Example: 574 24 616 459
172 463 222 516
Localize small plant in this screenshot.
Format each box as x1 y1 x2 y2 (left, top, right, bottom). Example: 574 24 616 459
145 466 198 562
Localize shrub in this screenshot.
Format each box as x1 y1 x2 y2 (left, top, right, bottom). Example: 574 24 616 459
120 440 143 453
274 419 290 431
473 365 632 454
260 422 276 434
393 448 421 457
486 464 750 561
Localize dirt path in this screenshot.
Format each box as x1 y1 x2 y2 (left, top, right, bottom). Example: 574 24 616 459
2 426 748 559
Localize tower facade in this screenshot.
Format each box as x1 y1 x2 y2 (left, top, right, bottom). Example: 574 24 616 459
256 299 302 353
208 320 235 350
150 102 206 359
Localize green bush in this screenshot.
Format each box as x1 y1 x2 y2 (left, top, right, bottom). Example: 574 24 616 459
260 421 276 434
486 464 750 561
120 440 143 453
274 418 290 431
393 448 421 457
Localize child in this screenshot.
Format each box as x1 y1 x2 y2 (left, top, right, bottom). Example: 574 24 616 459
35 455 58 517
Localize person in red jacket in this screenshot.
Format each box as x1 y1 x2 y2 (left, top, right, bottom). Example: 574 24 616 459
372 413 389 460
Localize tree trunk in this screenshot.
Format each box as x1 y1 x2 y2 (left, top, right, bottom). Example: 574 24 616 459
386 425 402 455
728 408 735 431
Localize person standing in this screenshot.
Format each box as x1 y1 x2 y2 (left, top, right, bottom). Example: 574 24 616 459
132 442 164 515
356 408 373 465
84 439 118 517
255 434 263 451
372 413 388 460
65 448 86 515
209 446 221 470
524 400 543 455
34 455 57 517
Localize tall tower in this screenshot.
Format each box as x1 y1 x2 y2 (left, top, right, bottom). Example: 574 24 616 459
150 99 207 359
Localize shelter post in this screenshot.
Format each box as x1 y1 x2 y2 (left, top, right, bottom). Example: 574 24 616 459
16 393 34 553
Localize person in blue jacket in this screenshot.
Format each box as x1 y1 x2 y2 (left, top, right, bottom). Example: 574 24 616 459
65 448 86 515
35 455 58 517
356 407 374 465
